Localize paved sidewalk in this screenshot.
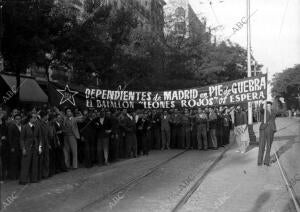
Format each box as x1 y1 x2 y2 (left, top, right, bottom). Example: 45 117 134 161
181 119 299 212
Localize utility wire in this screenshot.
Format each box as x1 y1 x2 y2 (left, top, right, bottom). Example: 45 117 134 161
277 0 290 73
207 0 220 25
278 0 290 39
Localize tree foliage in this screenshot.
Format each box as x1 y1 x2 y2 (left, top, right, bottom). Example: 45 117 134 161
271 64 300 109
1 0 263 96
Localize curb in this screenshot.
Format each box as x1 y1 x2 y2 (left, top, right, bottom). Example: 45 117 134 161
172 143 233 212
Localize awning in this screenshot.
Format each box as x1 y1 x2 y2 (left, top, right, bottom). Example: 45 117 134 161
1 74 48 103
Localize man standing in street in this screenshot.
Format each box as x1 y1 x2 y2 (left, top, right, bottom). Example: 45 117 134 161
7 113 22 180
208 108 218 150
182 109 192 149
19 113 41 184
95 110 112 166
54 107 84 170
258 101 277 166
161 110 171 150
196 108 209 150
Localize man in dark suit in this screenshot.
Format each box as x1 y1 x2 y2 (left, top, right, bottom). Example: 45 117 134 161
19 113 41 184
152 110 161 150
7 114 22 180
120 109 137 158
80 110 97 168
0 110 8 180
53 114 67 172
258 101 277 166
161 110 171 150
95 110 112 165
39 111 51 178
110 110 121 161
195 108 209 150
170 108 183 149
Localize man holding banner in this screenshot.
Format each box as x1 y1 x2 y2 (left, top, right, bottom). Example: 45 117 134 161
258 101 277 166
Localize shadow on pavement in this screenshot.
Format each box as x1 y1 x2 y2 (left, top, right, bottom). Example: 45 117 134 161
270 135 298 164
249 191 271 212
283 198 298 212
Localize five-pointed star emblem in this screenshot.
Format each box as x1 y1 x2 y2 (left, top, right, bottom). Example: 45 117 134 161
57 85 78 106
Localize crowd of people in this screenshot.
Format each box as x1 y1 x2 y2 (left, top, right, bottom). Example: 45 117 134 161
0 105 248 185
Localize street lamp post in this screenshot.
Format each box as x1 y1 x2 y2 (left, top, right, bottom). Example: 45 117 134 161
247 0 253 125
246 0 257 144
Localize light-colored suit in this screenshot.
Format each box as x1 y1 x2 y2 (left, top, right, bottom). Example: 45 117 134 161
62 116 84 169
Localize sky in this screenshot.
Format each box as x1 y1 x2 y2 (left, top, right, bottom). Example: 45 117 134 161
188 0 300 79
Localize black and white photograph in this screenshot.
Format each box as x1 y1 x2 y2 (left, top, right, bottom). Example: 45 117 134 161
0 0 299 211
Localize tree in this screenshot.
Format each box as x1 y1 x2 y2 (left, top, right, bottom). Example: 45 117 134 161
50 2 139 88
2 0 79 104
272 64 300 109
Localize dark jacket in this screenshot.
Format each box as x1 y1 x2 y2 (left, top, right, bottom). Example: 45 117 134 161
95 117 112 138
20 123 41 151
260 109 276 131
120 115 136 135
7 122 21 151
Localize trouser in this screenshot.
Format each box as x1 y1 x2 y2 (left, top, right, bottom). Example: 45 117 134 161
110 133 119 161
41 147 49 178
77 139 85 164
97 136 110 164
0 143 9 180
84 136 94 168
223 126 230 145
154 128 161 149
161 128 170 149
258 125 274 165
217 126 224 147
209 129 218 148
8 150 21 180
142 131 151 155
49 147 56 176
19 147 40 183
64 135 78 169
171 126 184 149
119 134 126 159
54 146 66 172
184 127 191 149
197 126 208 150
125 133 137 158
191 127 197 149
137 131 143 155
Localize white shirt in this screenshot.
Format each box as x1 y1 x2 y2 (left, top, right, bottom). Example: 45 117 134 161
127 114 133 120
16 124 21 132
99 117 104 125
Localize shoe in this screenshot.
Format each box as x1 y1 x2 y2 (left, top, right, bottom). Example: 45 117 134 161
257 163 262 166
